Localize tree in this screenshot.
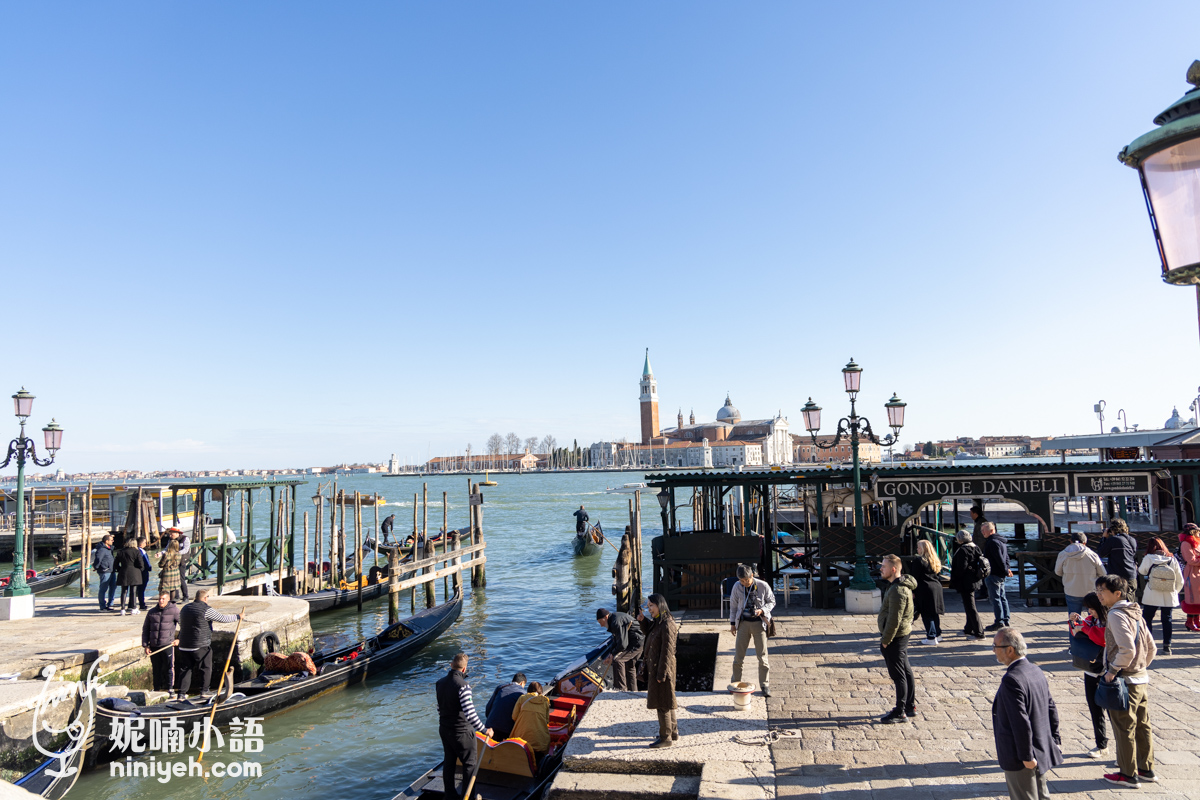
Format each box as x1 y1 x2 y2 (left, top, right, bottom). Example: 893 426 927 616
921 441 934 457
487 433 503 458
541 435 557 468
505 432 521 456
525 436 540 454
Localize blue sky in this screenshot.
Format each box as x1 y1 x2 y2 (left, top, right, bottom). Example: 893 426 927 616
3 3 1200 473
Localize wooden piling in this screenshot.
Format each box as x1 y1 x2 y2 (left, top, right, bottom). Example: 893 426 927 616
355 491 363 612
373 501 379 568
278 498 286 594
423 483 434 608
329 485 338 588
314 490 322 591
450 525 462 595
388 545 400 625
80 483 93 597
340 489 348 586
302 511 310 595
471 482 486 587
442 491 449 601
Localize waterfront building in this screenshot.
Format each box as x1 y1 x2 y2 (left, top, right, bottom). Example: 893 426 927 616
793 434 881 463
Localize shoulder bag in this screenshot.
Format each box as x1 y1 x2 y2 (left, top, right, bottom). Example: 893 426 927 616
1094 675 1130 711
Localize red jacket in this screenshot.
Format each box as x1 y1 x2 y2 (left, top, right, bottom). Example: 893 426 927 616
1071 614 1105 646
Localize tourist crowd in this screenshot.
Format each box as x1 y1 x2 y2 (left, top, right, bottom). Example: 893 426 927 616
89 527 193 613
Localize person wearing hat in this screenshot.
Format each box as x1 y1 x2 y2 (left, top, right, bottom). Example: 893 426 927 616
167 528 192 601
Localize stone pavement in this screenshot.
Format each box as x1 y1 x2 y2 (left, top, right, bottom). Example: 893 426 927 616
767 593 1200 800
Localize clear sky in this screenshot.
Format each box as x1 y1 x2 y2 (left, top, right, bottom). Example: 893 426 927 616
3 3 1200 474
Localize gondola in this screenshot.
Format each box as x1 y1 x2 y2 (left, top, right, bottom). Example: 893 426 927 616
393 639 613 800
93 589 463 759
296 547 416 614
572 522 604 557
14 689 94 798
0 562 81 595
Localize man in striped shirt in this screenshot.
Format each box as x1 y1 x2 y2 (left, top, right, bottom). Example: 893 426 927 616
175 589 243 701
436 653 493 800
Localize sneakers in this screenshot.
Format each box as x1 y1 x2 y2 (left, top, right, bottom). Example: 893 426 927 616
904 708 916 718
130 608 140 616
761 686 772 698
1086 745 1110 759
1137 770 1157 783
878 709 907 724
984 622 1003 632
120 609 127 616
648 737 673 748
1103 772 1140 788
1162 646 1172 655
924 638 939 646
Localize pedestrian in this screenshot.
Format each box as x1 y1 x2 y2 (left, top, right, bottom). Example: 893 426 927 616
876 554 917 724
141 591 179 692
115 536 143 615
1179 524 1200 631
175 589 242 701
91 534 116 611
381 513 396 543
597 607 645 691
483 672 526 740
435 653 493 800
136 537 151 610
728 564 775 697
991 627 1063 800
1098 519 1138 585
1068 592 1110 760
910 540 945 645
509 682 551 754
971 505 988 549
159 540 182 603
1095 574 1158 787
1054 531 1106 618
1138 537 1183 655
982 522 1013 631
573 505 589 533
638 592 678 747
176 529 191 601
950 530 988 639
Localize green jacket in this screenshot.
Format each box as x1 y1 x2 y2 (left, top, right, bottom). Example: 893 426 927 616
878 574 917 646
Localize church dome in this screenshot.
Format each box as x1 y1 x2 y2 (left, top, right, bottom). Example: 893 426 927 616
1165 407 1183 429
716 394 741 424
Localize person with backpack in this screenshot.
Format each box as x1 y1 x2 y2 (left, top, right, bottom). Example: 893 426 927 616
1179 524 1200 631
1098 519 1138 585
1137 537 1183 655
950 530 988 639
1069 592 1110 760
1054 531 1106 619
1095 574 1157 788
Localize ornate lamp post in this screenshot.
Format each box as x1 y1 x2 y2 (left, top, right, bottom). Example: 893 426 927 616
1119 61 1200 340
801 360 906 598
656 487 670 536
2 388 63 615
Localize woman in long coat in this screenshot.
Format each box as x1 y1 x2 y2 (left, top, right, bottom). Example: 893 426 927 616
1180 524 1200 631
637 592 678 748
115 537 144 614
909 539 946 644
158 540 182 602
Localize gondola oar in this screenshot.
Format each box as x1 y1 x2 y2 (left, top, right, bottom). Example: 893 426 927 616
460 734 487 800
198 606 246 764
96 643 175 681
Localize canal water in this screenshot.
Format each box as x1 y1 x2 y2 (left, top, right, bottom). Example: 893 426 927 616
64 471 655 800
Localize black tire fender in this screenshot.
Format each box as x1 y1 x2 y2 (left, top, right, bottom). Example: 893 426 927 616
251 631 281 665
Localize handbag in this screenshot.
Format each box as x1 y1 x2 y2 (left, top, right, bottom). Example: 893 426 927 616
766 618 777 638
1094 676 1130 711
1069 631 1104 662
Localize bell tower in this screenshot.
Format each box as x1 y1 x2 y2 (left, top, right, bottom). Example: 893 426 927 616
639 348 660 445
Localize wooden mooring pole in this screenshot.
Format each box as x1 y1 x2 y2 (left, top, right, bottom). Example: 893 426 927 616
302 511 310 595
356 491 363 612
471 482 486 587
423 483 434 608
442 491 449 600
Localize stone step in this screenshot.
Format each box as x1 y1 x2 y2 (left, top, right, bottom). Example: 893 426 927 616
546 772 701 800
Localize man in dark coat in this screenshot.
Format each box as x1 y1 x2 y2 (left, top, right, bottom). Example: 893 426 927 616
983 522 1013 631
380 514 396 543
483 672 526 740
1098 519 1138 584
436 653 492 800
175 589 242 701
141 591 180 692
91 534 116 611
950 530 987 638
573 505 589 533
971 505 988 549
992 627 1063 800
598 607 645 691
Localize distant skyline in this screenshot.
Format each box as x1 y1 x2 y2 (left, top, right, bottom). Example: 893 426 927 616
3 3 1200 474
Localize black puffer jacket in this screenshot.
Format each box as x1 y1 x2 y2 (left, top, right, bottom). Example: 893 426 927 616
142 602 180 649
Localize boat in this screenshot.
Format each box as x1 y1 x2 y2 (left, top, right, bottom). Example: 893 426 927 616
0 561 81 595
480 471 497 487
295 553 416 613
392 638 613 800
14 688 94 799
604 482 646 494
572 522 604 557
94 590 463 759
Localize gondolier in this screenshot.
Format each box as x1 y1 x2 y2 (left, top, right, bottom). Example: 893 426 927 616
436 653 493 800
381 513 396 543
573 506 589 533
598 607 644 690
175 589 242 702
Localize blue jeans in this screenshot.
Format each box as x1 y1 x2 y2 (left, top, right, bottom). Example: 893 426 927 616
97 570 117 609
1065 594 1085 617
985 574 1009 625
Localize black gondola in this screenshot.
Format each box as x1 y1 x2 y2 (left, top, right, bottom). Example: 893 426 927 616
393 638 613 800
1 563 82 596
93 589 463 759
572 523 604 557
14 690 95 798
295 548 415 613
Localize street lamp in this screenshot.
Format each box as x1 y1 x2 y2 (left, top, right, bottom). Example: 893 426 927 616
802 360 906 595
1117 409 1130 433
1119 61 1200 340
656 487 670 537
2 388 63 612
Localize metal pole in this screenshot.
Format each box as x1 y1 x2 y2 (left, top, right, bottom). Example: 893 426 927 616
849 404 872 591
7 440 30 596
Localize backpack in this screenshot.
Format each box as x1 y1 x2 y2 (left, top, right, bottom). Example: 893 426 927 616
969 546 991 582
1147 561 1177 594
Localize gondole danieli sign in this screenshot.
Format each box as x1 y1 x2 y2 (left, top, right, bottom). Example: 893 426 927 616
875 474 1069 529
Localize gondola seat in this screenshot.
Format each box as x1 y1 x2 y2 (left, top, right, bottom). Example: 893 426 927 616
547 706 575 727
551 696 590 716
472 734 537 778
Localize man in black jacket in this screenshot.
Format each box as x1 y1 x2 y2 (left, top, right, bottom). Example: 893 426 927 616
1098 519 1138 584
175 589 242 702
983 522 1013 631
141 591 180 692
91 534 116 611
573 506 589 533
436 653 492 800
992 627 1063 800
483 672 526 740
381 514 396 543
597 607 645 690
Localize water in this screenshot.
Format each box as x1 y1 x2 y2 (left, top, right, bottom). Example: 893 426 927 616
51 472 655 800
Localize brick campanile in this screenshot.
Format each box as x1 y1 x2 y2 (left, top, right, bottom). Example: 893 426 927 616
639 348 659 445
